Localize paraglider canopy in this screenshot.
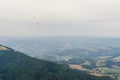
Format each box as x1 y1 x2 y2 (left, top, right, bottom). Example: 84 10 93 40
33 16 43 26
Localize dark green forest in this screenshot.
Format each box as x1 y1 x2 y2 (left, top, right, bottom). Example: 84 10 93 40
0 45 114 80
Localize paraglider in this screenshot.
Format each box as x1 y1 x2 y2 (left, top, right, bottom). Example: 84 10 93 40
33 16 43 26
36 22 40 26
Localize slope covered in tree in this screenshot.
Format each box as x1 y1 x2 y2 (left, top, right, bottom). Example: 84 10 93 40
0 45 114 80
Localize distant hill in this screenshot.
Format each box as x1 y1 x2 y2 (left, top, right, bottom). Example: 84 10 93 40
45 48 120 80
0 36 120 58
0 45 114 80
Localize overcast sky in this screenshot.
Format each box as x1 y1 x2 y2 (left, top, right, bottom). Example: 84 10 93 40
0 0 120 37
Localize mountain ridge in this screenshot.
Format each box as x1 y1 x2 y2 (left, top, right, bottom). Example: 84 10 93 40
0 45 114 80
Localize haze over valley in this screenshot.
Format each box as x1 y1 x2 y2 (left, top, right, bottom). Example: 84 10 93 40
0 36 120 80
0 0 120 79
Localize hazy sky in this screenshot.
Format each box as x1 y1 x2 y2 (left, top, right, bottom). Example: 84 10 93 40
0 0 120 37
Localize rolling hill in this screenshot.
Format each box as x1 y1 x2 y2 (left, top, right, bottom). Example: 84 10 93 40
0 45 114 80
